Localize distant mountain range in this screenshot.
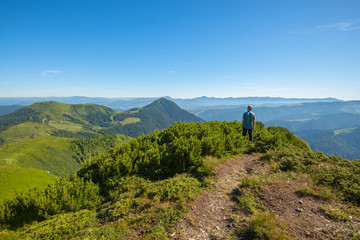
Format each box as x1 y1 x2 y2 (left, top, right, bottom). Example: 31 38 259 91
0 96 339 112
195 101 360 122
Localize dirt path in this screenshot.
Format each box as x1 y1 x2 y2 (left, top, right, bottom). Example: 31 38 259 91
174 154 263 239
172 153 360 240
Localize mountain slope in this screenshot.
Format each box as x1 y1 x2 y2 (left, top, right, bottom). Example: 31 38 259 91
0 98 204 143
296 126 360 160
0 167 59 202
0 101 118 142
0 134 131 202
98 98 204 136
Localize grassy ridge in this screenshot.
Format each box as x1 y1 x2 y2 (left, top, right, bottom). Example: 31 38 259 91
0 121 310 239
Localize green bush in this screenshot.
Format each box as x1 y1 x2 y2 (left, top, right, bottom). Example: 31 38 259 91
0 177 101 227
78 121 303 189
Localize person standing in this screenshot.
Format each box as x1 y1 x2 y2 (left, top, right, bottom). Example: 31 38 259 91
242 105 256 141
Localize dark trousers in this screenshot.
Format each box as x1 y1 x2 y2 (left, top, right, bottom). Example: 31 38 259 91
242 128 253 141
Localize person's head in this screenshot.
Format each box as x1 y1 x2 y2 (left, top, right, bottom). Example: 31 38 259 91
247 105 253 112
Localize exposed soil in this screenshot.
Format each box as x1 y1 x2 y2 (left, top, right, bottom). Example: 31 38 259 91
174 154 263 239
173 154 360 240
258 181 360 239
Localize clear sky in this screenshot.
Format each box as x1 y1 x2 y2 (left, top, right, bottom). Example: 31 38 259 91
1 0 359 100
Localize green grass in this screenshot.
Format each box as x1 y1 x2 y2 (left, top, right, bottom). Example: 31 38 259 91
296 186 335 200
0 122 53 144
286 118 313 122
120 117 141 125
0 135 130 203
238 212 290 240
48 120 84 132
0 167 58 202
0 136 80 176
320 205 352 222
333 127 358 136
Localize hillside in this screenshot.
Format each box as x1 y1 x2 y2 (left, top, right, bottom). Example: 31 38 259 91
1 121 359 239
296 126 360 160
0 98 203 144
0 134 130 202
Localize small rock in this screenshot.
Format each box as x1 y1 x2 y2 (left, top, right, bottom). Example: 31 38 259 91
295 208 304 212
170 232 176 237
298 200 303 204
215 226 220 230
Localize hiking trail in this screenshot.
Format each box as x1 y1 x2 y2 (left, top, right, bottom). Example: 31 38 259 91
174 154 263 239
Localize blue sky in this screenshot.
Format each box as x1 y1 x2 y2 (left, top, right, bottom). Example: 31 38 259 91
1 0 359 99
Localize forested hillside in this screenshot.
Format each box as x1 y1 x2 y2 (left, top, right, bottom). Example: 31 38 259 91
297 126 360 160
0 98 203 144
1 121 358 239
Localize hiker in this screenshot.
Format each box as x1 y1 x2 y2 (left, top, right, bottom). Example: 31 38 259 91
242 105 256 141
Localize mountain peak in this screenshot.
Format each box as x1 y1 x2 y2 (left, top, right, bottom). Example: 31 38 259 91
143 98 204 123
